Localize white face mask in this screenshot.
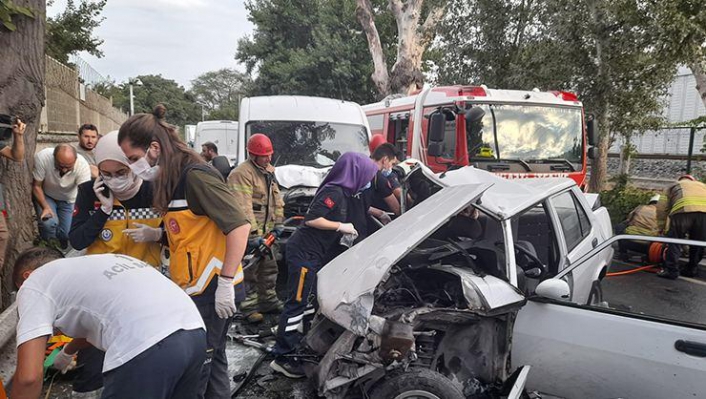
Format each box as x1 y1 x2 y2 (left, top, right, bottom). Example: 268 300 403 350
129 155 159 181
103 174 133 193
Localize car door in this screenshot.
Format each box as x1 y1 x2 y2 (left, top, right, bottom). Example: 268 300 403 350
547 188 606 303
513 236 706 399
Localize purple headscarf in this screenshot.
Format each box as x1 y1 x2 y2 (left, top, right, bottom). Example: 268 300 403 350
317 152 378 196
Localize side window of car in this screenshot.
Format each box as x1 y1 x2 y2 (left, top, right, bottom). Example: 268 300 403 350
552 191 591 252
515 203 560 275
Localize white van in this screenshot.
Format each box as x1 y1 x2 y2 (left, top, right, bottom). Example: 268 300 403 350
238 96 371 189
193 120 238 164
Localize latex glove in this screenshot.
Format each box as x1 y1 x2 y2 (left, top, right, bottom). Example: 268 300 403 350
123 223 163 243
53 347 77 374
377 212 392 225
336 222 358 236
93 177 114 214
40 207 55 221
215 276 237 318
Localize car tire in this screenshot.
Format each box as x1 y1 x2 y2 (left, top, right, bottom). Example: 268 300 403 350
369 368 465 399
587 279 603 306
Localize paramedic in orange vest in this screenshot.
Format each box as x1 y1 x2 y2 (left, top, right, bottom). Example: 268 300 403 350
118 105 251 399
68 131 163 397
228 133 285 324
658 174 706 279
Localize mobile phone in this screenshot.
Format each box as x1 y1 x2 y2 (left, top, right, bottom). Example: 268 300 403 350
103 185 110 197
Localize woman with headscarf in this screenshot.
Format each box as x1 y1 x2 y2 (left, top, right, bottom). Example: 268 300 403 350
67 131 163 398
270 152 378 379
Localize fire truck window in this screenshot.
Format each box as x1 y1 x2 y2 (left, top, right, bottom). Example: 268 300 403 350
367 114 384 131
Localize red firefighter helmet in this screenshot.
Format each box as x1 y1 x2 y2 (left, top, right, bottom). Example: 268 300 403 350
369 134 386 153
678 174 696 181
247 133 274 156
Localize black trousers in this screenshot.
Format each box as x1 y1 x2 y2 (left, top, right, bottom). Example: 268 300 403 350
665 212 706 273
194 298 233 399
73 346 105 393
101 329 206 399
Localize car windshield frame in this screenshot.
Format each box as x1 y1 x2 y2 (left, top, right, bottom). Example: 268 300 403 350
245 120 370 168
466 103 584 168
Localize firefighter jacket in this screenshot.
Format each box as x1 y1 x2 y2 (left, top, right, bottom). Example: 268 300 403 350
624 204 659 236
667 180 706 216
70 180 161 266
228 159 284 237
164 165 245 297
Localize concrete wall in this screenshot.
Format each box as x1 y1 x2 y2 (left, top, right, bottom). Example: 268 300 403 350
38 56 128 151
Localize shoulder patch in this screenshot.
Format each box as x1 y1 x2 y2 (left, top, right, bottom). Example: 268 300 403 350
324 197 335 209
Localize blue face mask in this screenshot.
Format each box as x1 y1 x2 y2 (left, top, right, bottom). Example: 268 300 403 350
382 168 393 177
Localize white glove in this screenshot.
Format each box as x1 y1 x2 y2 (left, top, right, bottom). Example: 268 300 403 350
378 212 392 225
336 222 358 236
123 223 163 243
53 347 77 374
215 276 237 318
93 177 114 215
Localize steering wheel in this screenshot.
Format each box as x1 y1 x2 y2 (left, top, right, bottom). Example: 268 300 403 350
514 244 548 279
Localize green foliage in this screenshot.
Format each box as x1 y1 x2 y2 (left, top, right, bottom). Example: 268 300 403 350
190 68 251 121
236 0 393 104
0 0 35 31
98 75 202 129
599 175 655 225
46 0 106 64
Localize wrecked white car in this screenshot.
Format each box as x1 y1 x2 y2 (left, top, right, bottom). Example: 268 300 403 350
303 164 614 398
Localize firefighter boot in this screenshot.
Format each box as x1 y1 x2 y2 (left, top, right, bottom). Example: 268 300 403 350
240 291 264 323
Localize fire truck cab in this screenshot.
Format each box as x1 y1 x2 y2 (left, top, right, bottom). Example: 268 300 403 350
362 85 598 188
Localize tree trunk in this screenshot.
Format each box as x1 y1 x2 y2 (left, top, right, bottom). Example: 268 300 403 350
587 0 609 193
356 0 390 97
589 112 610 193
690 61 706 111
0 0 45 308
619 143 631 175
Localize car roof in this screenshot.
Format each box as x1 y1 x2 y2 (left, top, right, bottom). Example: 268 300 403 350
417 164 576 219
242 96 368 126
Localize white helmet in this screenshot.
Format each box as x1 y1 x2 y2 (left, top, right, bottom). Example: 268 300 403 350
649 194 660 204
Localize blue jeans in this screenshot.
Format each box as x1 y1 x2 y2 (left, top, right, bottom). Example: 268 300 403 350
35 196 74 242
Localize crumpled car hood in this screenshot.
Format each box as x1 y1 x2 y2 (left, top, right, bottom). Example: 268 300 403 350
275 164 331 189
317 183 524 336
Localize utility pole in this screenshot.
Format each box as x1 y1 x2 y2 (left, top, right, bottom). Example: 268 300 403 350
128 78 143 116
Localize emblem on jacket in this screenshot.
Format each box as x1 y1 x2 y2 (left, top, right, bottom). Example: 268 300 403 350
101 228 113 241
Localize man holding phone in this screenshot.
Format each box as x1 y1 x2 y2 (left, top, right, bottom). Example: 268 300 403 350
0 114 26 281
32 144 91 249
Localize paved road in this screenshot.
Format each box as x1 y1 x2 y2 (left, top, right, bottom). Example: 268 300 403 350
602 259 706 326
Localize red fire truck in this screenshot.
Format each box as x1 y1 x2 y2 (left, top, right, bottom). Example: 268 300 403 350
362 85 597 188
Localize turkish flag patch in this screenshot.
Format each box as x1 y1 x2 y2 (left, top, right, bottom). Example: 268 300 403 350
324 197 335 209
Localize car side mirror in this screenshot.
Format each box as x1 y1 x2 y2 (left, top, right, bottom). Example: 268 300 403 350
587 146 597 160
428 111 446 143
586 114 598 146
535 279 571 301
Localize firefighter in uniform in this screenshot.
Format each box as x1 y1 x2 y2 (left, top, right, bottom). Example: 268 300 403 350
615 195 661 259
658 175 706 279
68 131 163 398
228 133 285 323
118 105 251 399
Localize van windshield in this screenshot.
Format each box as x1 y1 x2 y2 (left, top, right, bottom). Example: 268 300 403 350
245 121 369 167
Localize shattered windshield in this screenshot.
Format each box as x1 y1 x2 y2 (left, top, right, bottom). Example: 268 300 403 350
467 104 583 166
245 121 369 167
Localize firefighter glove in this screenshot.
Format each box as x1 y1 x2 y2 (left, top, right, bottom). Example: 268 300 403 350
123 223 163 243
248 236 265 250
93 177 114 215
215 276 237 318
272 224 285 238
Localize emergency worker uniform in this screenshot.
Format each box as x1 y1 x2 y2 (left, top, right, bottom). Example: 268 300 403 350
70 180 161 265
349 171 394 240
663 179 706 277
228 159 284 313
69 179 161 395
165 164 248 399
617 203 659 257
274 185 348 356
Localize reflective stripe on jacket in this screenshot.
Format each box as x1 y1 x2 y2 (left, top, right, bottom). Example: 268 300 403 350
668 180 706 215
624 204 659 236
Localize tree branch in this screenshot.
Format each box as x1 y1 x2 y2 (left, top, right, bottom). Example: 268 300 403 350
419 3 446 48
356 0 390 96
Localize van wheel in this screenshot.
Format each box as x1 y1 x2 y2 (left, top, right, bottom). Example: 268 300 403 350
369 368 464 399
587 280 603 306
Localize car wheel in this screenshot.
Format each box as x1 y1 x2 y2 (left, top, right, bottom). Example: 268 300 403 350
587 279 603 306
369 368 465 399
